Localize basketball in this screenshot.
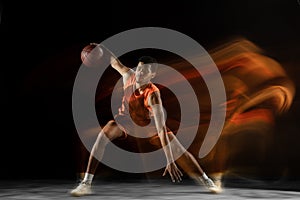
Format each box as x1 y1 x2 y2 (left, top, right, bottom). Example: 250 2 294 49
81 43 103 67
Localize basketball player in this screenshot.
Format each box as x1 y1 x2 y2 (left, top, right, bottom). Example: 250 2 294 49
70 45 221 196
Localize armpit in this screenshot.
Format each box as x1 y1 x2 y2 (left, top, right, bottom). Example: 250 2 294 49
148 91 162 106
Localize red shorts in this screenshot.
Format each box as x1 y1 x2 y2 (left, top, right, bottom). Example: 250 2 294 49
114 114 174 140
114 114 157 140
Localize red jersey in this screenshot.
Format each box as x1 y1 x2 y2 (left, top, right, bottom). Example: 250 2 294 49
118 70 159 127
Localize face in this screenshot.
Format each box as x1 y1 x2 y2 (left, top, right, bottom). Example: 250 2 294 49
135 62 155 83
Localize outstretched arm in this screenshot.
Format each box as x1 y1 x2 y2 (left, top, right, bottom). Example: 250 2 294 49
149 92 183 182
100 45 130 76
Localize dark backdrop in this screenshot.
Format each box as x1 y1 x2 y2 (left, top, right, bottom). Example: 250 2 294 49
1 0 299 181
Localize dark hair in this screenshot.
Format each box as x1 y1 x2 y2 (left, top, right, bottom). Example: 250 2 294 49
138 56 157 64
138 56 158 73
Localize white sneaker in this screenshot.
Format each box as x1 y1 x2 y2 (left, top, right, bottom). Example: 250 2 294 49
70 181 92 197
202 178 222 194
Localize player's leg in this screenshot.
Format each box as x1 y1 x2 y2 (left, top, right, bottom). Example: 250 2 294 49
71 129 90 183
86 120 124 174
150 132 221 193
70 120 125 197
169 133 222 193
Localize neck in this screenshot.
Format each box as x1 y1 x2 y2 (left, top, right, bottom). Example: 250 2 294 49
135 82 150 94
136 81 150 90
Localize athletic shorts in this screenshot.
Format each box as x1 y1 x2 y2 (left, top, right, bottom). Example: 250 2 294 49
113 115 175 153
114 114 159 140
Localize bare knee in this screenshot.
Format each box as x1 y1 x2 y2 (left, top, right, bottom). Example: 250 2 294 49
106 120 118 127
102 120 123 140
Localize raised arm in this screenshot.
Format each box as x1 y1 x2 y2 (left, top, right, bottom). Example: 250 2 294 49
99 45 130 76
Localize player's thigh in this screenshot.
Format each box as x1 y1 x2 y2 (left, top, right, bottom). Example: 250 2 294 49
149 131 176 148
103 120 124 140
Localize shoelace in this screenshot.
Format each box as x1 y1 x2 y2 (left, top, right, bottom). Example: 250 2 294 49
205 179 215 187
80 181 91 186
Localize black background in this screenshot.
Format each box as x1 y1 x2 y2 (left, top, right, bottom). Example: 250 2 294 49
1 0 300 181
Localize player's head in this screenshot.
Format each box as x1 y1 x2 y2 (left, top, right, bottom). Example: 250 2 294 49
135 56 158 83
138 56 158 73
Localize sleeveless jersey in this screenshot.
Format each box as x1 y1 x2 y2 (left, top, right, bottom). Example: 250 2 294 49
118 70 159 127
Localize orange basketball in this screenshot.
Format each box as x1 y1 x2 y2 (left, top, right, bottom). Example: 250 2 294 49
81 43 103 67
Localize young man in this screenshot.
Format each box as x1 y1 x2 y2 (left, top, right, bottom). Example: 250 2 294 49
70 45 221 196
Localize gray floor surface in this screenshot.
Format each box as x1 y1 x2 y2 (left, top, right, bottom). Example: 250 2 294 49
0 178 299 200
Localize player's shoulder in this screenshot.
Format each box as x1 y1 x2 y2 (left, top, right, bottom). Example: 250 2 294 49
123 68 135 77
148 85 161 99
149 82 160 92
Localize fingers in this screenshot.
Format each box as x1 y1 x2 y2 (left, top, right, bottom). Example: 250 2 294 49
178 168 183 177
163 167 176 182
170 173 175 183
163 164 183 183
173 168 182 182
162 168 167 176
170 168 183 183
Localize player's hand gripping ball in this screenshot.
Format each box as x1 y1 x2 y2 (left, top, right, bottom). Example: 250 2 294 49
81 43 103 67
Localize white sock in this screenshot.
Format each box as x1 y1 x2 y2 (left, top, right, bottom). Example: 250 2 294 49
194 173 210 185
201 173 209 180
82 173 94 184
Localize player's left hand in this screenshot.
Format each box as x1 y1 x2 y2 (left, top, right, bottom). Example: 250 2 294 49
163 162 183 182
